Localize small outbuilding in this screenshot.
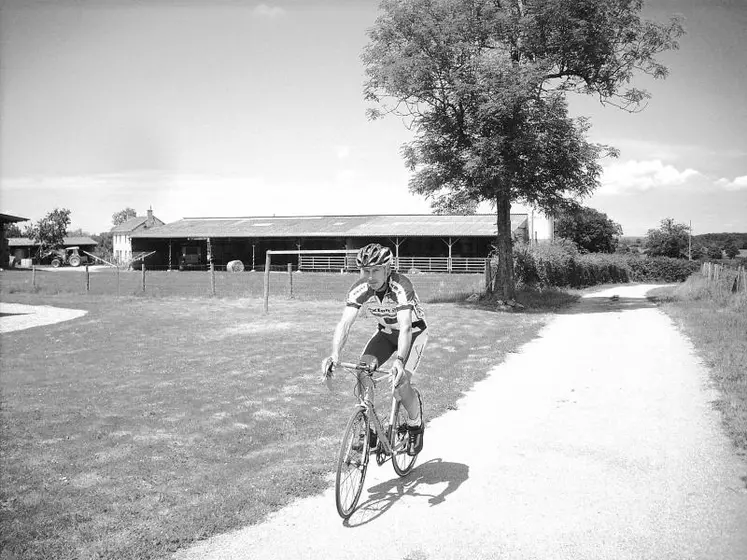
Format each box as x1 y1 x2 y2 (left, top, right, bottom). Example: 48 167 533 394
8 236 98 265
1 212 29 268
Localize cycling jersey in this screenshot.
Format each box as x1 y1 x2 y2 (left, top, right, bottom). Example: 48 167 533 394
345 271 427 333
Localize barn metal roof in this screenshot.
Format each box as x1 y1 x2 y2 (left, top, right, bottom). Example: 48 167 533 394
0 213 29 223
130 214 527 239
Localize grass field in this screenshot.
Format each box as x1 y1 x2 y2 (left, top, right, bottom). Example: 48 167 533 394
0 280 576 559
649 274 747 460
0 268 486 303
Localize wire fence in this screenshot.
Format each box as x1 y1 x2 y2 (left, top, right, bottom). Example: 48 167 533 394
1 265 486 303
701 262 747 294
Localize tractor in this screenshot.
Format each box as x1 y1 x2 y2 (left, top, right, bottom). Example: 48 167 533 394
40 246 87 267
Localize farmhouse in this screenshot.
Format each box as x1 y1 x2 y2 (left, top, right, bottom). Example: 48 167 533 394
111 208 165 265
131 212 554 272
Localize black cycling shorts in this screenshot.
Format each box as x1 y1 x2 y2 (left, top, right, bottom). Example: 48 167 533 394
359 327 428 373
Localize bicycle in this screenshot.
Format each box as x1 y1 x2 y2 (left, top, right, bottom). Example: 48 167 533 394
332 361 422 519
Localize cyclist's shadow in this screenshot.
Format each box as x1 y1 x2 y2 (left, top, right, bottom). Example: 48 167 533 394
344 458 469 527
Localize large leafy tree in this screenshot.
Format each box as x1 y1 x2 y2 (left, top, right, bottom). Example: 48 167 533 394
363 0 684 300
26 208 71 252
644 218 690 258
4 223 24 238
112 207 137 226
555 206 622 253
92 232 114 259
723 239 739 259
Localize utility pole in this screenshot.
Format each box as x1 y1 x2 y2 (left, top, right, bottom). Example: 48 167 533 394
688 220 692 261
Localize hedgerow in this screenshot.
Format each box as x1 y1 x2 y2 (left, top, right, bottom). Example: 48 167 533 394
624 255 700 283
507 242 699 288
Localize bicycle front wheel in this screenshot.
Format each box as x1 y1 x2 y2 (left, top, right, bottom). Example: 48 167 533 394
335 407 370 519
391 391 419 476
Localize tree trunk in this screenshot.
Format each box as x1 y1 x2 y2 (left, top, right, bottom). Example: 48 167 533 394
493 191 516 301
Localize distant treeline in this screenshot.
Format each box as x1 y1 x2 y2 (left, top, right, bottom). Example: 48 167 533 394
693 233 747 249
619 233 747 249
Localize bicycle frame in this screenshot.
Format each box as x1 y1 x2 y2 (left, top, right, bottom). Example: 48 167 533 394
337 362 405 458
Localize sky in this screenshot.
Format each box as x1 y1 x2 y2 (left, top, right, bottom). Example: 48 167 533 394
0 0 745 237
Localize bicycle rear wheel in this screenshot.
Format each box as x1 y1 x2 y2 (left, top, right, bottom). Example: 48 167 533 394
391 389 420 476
335 407 370 519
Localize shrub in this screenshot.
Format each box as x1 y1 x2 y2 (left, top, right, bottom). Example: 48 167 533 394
507 243 698 288
626 255 700 282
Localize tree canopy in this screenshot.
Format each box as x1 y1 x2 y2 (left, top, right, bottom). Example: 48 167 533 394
92 232 114 259
723 239 740 259
5 223 25 238
644 218 690 259
362 0 684 299
705 245 723 260
112 207 137 226
26 208 71 250
555 206 622 253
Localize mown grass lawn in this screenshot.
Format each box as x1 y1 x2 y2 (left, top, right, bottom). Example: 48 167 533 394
0 289 571 560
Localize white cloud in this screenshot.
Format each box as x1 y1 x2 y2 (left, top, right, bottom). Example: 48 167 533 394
599 159 701 195
253 4 286 18
715 175 747 191
335 145 351 160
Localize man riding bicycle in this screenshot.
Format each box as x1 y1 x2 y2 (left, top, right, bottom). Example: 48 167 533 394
321 243 427 456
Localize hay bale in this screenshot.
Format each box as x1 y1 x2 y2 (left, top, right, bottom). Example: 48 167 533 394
226 260 245 272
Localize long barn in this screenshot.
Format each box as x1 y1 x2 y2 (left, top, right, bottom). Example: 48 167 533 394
130 213 552 272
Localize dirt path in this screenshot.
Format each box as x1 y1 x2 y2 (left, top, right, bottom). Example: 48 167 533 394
174 284 747 560
0 302 87 333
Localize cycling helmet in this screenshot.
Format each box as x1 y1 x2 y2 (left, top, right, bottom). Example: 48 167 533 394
356 243 393 268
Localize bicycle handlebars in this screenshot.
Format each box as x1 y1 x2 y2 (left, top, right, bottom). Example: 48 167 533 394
336 361 393 383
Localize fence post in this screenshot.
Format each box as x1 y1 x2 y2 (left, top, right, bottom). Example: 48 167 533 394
210 263 216 296
32 265 36 288
142 263 146 292
287 263 293 298
117 267 120 297
85 264 90 292
263 252 271 314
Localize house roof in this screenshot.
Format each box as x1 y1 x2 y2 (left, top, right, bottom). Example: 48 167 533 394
130 214 528 239
110 215 164 233
0 212 29 223
8 236 98 247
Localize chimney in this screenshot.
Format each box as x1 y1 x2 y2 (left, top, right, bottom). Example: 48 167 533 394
147 207 153 225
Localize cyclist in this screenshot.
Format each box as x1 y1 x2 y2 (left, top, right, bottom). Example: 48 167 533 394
321 243 427 456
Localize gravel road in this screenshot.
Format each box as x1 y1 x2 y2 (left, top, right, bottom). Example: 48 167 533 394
175 284 747 560
0 302 87 333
